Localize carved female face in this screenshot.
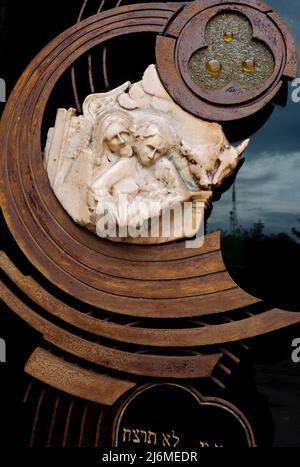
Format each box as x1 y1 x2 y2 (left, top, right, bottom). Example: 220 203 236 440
135 122 172 167
103 119 133 157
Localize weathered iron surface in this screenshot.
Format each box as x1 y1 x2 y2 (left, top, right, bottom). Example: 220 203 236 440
25 348 136 406
156 0 297 121
0 279 222 379
0 3 299 434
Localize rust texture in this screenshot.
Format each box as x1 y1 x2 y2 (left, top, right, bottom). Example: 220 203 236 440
0 2 299 429
25 348 136 406
156 0 298 121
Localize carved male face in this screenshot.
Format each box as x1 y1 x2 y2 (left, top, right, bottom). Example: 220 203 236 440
104 119 133 157
135 122 171 167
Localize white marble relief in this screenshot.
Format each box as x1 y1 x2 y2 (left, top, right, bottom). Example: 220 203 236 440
44 65 249 243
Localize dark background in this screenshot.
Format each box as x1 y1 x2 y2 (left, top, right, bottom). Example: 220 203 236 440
1 0 300 447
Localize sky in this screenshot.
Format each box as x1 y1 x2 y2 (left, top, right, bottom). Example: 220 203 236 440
208 0 300 237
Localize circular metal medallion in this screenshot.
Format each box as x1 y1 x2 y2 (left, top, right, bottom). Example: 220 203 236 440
156 0 297 121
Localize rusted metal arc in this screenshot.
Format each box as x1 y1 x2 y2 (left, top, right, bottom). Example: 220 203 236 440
95 410 105 447
88 55 95 93
0 238 235 298
84 0 124 93
46 395 60 447
1 253 296 346
23 381 33 403
0 250 260 347
102 45 110 90
97 0 106 14
0 251 237 298
0 231 223 274
63 401 75 447
29 387 46 447
71 0 90 111
0 279 221 378
1 248 258 318
0 240 227 280
88 0 108 94
0 233 225 282
79 404 90 447
71 64 82 112
1 6 192 309
101 0 123 90
78 0 90 22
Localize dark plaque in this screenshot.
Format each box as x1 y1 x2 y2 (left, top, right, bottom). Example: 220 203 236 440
114 384 255 448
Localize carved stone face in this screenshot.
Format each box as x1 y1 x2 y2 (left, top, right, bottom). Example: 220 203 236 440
103 120 133 157
135 122 172 167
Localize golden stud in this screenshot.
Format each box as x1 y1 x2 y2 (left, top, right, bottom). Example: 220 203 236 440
242 58 256 72
206 59 222 76
223 32 234 43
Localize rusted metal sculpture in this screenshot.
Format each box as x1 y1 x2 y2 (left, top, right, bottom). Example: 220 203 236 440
0 0 298 447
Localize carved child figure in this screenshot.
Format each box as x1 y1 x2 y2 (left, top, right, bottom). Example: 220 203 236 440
44 64 250 243
91 117 191 236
